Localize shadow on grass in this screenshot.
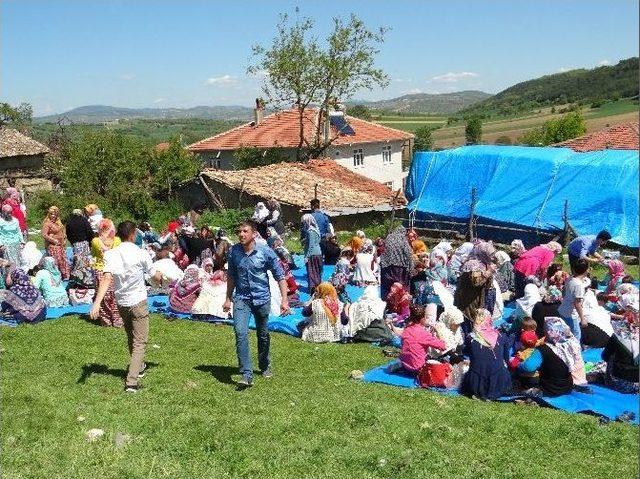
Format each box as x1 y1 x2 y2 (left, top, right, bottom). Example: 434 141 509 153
194 365 239 385
77 362 159 384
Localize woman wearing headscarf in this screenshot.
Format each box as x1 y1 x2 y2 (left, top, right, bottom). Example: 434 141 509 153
0 204 24 266
510 283 542 333
602 294 639 393
513 242 562 299
603 259 626 295
321 233 341 266
66 209 96 290
301 213 323 294
33 256 70 308
348 236 364 256
461 308 512 400
169 264 203 314
519 317 583 396
531 285 562 337
266 227 294 270
192 269 230 319
20 241 42 274
1 269 47 323
447 242 473 283
300 282 348 343
433 306 465 356
344 285 386 338
425 248 449 285
579 277 614 348
89 219 123 327
252 202 270 238
379 225 413 300
2 187 27 238
352 240 377 287
454 240 497 324
42 206 70 280
544 263 569 290
84 204 103 233
264 199 286 236
510 239 526 260
494 250 515 299
409 240 428 296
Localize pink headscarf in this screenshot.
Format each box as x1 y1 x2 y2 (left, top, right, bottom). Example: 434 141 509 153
605 259 626 295
424 303 438 327
471 308 499 349
4 187 19 202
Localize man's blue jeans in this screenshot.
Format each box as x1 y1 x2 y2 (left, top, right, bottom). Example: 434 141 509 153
233 298 271 378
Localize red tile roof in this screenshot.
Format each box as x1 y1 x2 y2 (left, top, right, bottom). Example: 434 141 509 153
200 159 405 210
187 108 413 152
555 121 639 152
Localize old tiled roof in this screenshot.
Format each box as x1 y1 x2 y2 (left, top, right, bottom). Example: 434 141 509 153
200 159 405 210
0 127 49 159
555 121 639 152
187 108 413 152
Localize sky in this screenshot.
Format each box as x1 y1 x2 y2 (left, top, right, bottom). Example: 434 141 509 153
1 0 638 116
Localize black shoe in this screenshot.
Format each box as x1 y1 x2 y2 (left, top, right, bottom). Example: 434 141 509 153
124 385 142 393
138 363 147 378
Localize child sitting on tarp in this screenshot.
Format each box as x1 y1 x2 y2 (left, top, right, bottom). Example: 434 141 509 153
509 330 541 388
398 305 447 376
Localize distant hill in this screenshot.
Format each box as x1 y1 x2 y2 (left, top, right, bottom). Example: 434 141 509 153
461 57 640 117
35 105 254 123
354 90 492 114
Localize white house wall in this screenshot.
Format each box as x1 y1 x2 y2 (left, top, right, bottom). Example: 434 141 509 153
332 140 406 191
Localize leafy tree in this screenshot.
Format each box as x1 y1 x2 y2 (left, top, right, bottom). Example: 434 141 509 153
0 102 33 131
150 138 200 196
249 11 389 160
518 111 586 146
346 104 372 121
232 146 290 169
413 125 434 151
465 117 482 145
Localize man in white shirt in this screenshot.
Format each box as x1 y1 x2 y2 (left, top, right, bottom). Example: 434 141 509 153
90 220 162 392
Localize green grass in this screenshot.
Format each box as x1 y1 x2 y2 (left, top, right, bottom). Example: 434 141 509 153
584 99 639 119
377 121 446 133
1 316 637 479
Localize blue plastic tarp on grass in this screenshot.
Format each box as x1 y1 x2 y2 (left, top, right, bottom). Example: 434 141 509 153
363 360 639 424
405 145 639 247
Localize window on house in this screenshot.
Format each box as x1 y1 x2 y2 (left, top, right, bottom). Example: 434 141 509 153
353 148 364 167
335 150 340 157
382 145 392 164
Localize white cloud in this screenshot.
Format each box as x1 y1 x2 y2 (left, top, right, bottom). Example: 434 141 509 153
406 88 423 94
597 59 610 66
394 78 412 83
153 98 165 104
204 74 237 86
557 67 571 73
120 73 136 81
431 71 478 83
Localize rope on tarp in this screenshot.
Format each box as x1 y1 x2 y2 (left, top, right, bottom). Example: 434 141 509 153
408 153 436 229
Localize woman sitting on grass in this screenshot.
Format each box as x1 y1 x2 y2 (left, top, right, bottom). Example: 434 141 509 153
169 265 203 314
192 269 230 319
300 282 349 343
461 308 512 400
1 269 47 323
398 304 446 375
602 294 639 394
33 257 70 308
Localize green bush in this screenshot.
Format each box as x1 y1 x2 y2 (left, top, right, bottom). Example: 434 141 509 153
494 135 512 145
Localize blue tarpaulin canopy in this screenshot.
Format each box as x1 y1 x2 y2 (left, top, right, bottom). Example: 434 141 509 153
405 145 639 247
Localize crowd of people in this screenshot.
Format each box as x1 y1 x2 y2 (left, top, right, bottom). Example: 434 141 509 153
0 186 637 398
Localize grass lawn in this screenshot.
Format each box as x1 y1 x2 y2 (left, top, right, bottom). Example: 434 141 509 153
1 315 638 479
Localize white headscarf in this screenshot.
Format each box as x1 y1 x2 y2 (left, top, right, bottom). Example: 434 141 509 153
515 283 542 318
449 242 473 273
494 250 511 266
252 202 269 222
346 285 386 336
20 241 43 272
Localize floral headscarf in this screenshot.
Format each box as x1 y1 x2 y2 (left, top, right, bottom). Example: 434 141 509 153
315 282 339 325
174 265 202 297
8 269 41 305
617 283 639 297
471 308 499 348
301 214 320 236
543 285 563 303
98 219 116 248
544 316 581 370
361 239 374 255
511 239 526 257
470 241 496 267
605 259 626 295
386 282 411 314
545 241 562 255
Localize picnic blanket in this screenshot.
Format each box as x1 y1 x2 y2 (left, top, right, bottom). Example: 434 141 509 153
363 353 639 424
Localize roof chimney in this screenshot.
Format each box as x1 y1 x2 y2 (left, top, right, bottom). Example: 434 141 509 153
254 98 264 126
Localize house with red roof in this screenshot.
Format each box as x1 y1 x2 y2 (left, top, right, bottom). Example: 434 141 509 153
554 121 639 152
187 102 414 191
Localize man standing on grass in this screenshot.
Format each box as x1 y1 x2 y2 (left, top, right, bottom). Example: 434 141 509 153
223 220 289 388
90 220 163 393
